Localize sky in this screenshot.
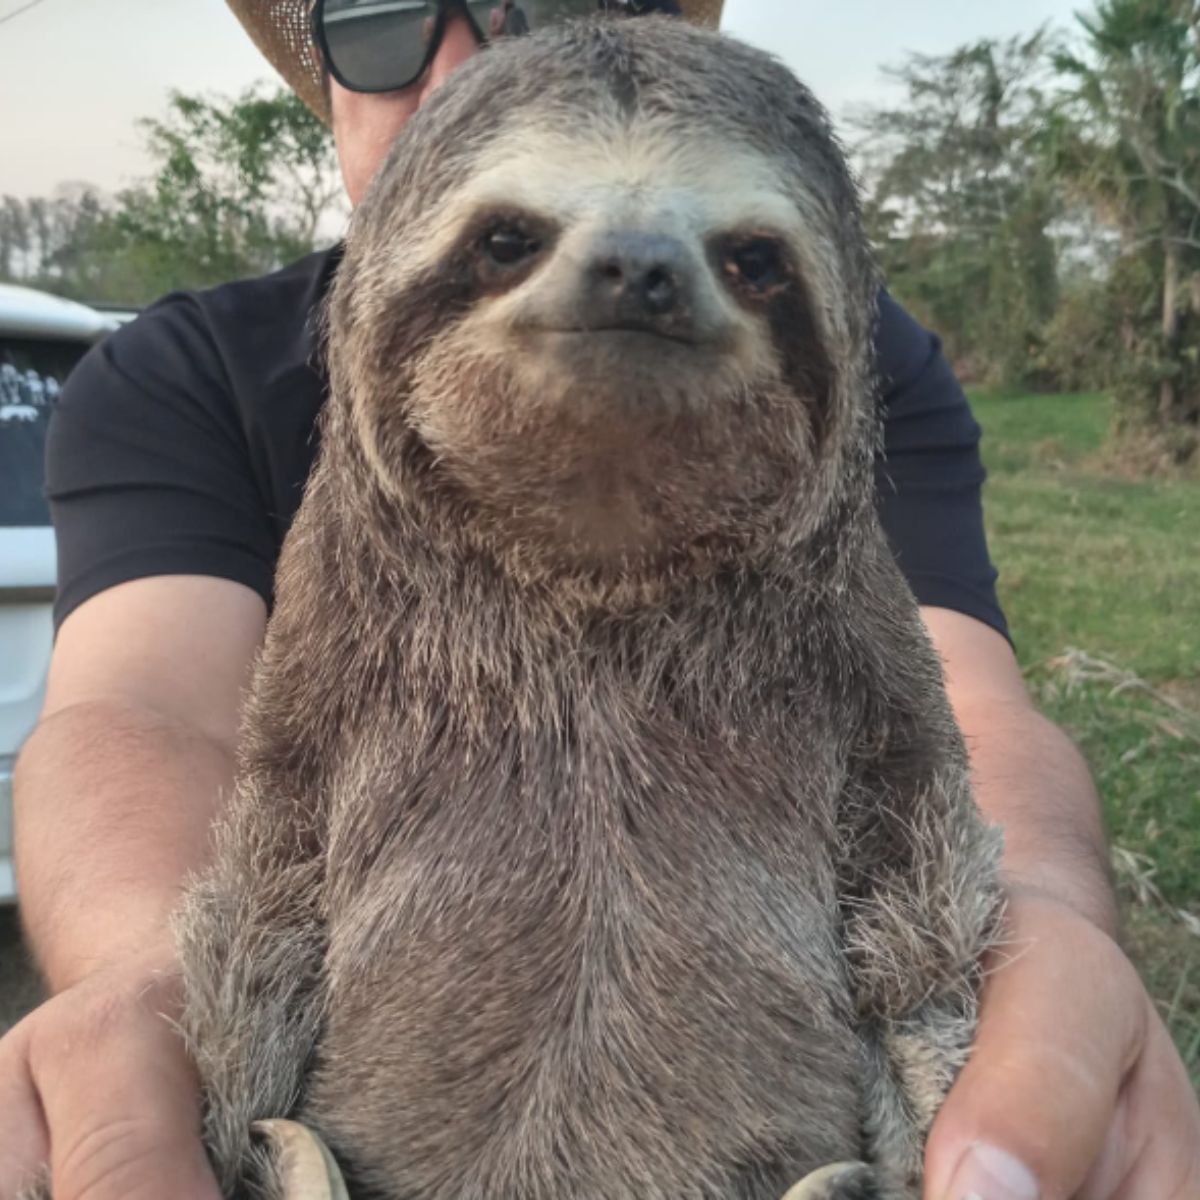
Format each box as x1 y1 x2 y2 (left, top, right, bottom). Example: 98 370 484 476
1 0 1087 201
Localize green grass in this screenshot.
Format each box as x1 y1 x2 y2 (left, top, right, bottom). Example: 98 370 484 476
972 389 1200 1083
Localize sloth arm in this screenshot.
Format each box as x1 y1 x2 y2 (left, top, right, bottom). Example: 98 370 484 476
821 590 1117 1186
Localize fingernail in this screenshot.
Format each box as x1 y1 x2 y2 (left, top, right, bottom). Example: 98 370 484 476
946 1142 1039 1200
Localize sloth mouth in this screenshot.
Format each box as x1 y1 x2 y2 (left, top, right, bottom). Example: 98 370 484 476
530 324 699 347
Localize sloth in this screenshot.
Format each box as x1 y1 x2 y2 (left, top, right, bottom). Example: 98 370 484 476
168 16 1003 1200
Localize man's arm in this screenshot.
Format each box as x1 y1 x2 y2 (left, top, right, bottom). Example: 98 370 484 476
923 607 1114 930
920 607 1200 1200
0 575 265 1200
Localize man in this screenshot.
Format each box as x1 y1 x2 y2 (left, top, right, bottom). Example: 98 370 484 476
2 2 1197 1199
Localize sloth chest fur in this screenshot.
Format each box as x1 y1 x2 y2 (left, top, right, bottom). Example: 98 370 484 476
292 696 867 1189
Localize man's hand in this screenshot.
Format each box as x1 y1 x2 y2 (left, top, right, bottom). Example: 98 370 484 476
0 955 221 1200
925 888 1200 1199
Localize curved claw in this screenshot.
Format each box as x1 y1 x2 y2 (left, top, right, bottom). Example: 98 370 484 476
780 1160 878 1200
251 1119 351 1200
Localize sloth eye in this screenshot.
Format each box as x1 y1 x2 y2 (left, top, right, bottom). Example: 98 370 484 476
481 224 542 266
725 238 786 292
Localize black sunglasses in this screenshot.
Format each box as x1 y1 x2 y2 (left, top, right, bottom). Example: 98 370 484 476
312 0 678 96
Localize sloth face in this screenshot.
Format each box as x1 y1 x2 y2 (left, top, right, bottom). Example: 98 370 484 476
330 19 877 578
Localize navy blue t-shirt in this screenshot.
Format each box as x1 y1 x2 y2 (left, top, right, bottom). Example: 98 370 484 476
45 247 1007 639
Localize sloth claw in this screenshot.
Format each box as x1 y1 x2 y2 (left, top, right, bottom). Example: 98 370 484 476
780 1160 879 1200
252 1119 351 1200
245 1127 880 1200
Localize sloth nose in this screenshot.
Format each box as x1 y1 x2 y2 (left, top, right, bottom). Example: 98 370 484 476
583 232 691 324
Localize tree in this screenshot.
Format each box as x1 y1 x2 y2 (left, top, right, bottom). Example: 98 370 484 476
0 184 120 299
114 84 345 295
0 194 33 281
1047 0 1200 458
852 33 1060 386
0 84 344 307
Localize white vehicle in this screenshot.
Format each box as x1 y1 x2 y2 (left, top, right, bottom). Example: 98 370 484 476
0 284 121 900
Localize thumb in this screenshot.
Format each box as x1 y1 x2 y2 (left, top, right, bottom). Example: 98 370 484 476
923 893 1144 1200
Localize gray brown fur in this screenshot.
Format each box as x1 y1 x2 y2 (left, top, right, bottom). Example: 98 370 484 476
168 18 1001 1200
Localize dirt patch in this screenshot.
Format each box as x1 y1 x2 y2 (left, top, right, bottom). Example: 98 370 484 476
1090 426 1200 481
1029 437 1071 470
1159 677 1200 714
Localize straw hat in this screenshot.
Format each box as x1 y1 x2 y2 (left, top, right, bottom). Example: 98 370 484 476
227 0 725 124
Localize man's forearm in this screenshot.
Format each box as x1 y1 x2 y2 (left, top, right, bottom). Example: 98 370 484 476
920 607 1116 935
953 695 1117 934
13 697 233 991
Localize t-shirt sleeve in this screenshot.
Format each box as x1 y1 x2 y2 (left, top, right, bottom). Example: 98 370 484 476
46 296 278 630
874 291 1009 643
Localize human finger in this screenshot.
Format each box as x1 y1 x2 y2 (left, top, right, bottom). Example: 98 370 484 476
0 1018 51 1199
27 983 221 1200
1078 999 1200 1200
924 892 1145 1200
